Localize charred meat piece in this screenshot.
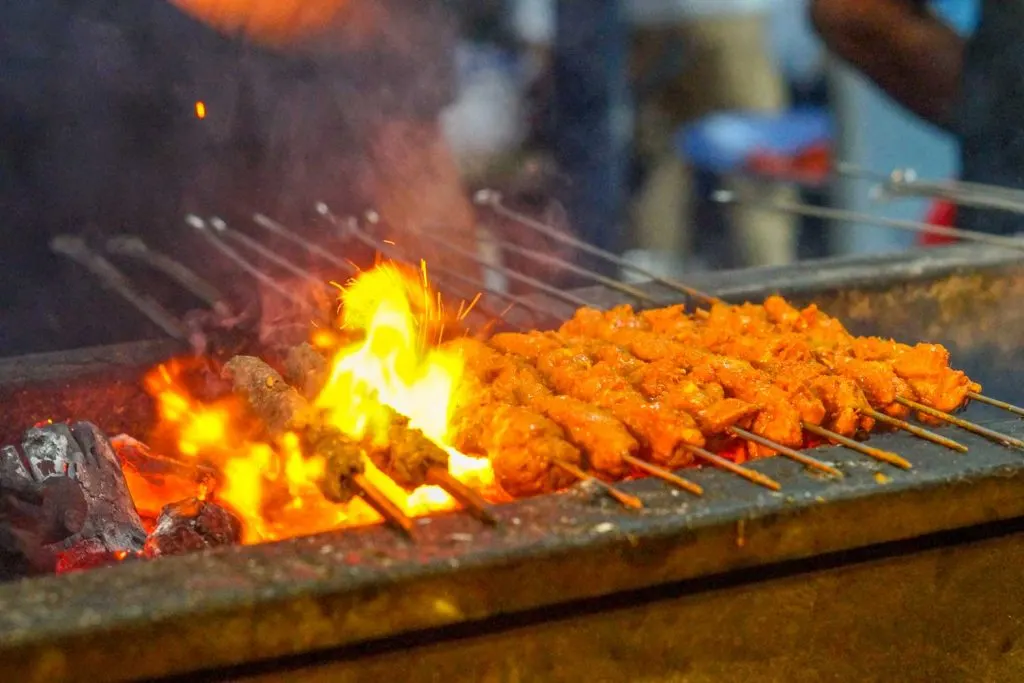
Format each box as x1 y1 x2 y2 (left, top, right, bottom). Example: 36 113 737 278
284 342 330 400
222 355 364 504
221 355 312 434
368 413 449 490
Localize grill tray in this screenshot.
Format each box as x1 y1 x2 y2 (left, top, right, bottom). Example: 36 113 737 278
2 243 1024 682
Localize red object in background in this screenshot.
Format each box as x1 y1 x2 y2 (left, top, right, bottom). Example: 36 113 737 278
921 200 959 246
745 141 832 186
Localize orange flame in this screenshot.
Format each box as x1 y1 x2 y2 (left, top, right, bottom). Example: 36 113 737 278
133 263 495 543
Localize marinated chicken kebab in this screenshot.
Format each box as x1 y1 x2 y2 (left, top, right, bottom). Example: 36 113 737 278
440 295 980 497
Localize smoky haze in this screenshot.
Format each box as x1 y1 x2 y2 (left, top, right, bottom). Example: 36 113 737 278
0 0 461 355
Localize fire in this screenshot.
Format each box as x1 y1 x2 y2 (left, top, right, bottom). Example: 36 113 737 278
318 264 462 447
134 262 495 543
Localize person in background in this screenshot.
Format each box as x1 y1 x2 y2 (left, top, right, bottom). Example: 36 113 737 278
811 0 1024 235
0 0 476 354
629 2 799 270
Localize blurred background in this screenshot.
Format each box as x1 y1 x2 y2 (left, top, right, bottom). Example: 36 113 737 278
444 0 980 276
0 0 988 354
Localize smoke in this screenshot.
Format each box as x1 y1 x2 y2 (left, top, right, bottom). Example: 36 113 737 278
0 0 465 354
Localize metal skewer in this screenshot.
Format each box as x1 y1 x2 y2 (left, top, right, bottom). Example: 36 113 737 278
802 423 911 470
475 190 720 305
105 235 232 316
681 444 782 491
51 235 189 341
730 427 843 477
210 218 332 295
552 460 644 509
837 164 1024 215
862 408 968 453
711 190 1024 251
397 222 593 311
968 392 1024 418
253 213 358 276
425 466 499 525
837 165 1024 199
187 215 313 311
351 472 415 537
317 206 554 327
895 397 1024 449
483 236 659 305
621 454 704 496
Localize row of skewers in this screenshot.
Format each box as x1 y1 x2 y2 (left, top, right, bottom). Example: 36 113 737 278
441 294 1021 499
221 348 498 535
46 189 1024 536
215 291 1024 537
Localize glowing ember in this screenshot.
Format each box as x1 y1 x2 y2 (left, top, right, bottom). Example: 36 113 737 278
134 262 495 543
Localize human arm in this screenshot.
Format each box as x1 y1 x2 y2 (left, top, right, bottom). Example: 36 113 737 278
809 0 965 128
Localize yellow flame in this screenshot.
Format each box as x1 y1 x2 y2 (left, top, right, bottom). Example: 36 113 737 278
317 264 464 446
135 263 495 544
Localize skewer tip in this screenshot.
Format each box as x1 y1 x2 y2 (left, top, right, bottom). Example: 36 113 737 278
622 454 704 496
554 460 644 509
684 445 782 491
896 396 1024 451
710 190 736 204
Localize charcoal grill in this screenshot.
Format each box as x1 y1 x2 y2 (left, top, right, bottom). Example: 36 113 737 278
4 240 1024 682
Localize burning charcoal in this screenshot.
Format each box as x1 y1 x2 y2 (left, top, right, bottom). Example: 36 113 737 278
284 342 329 399
0 476 88 580
0 421 147 578
0 444 34 487
56 538 139 574
144 498 242 557
111 434 218 505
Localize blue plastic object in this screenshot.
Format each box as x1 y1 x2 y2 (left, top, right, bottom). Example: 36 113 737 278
675 107 833 174
932 0 979 35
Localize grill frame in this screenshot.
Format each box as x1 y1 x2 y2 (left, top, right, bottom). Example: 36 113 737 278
3 242 1024 682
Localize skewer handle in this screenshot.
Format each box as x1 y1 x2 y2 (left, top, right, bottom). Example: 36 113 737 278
894 397 1024 450
683 445 782 491
863 408 968 453
553 460 644 509
425 467 499 525
802 423 911 470
621 454 704 496
352 473 415 537
730 427 842 478
968 392 1024 418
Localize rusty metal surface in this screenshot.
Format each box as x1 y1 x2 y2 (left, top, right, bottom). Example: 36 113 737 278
224 521 1024 683
1 244 1024 681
